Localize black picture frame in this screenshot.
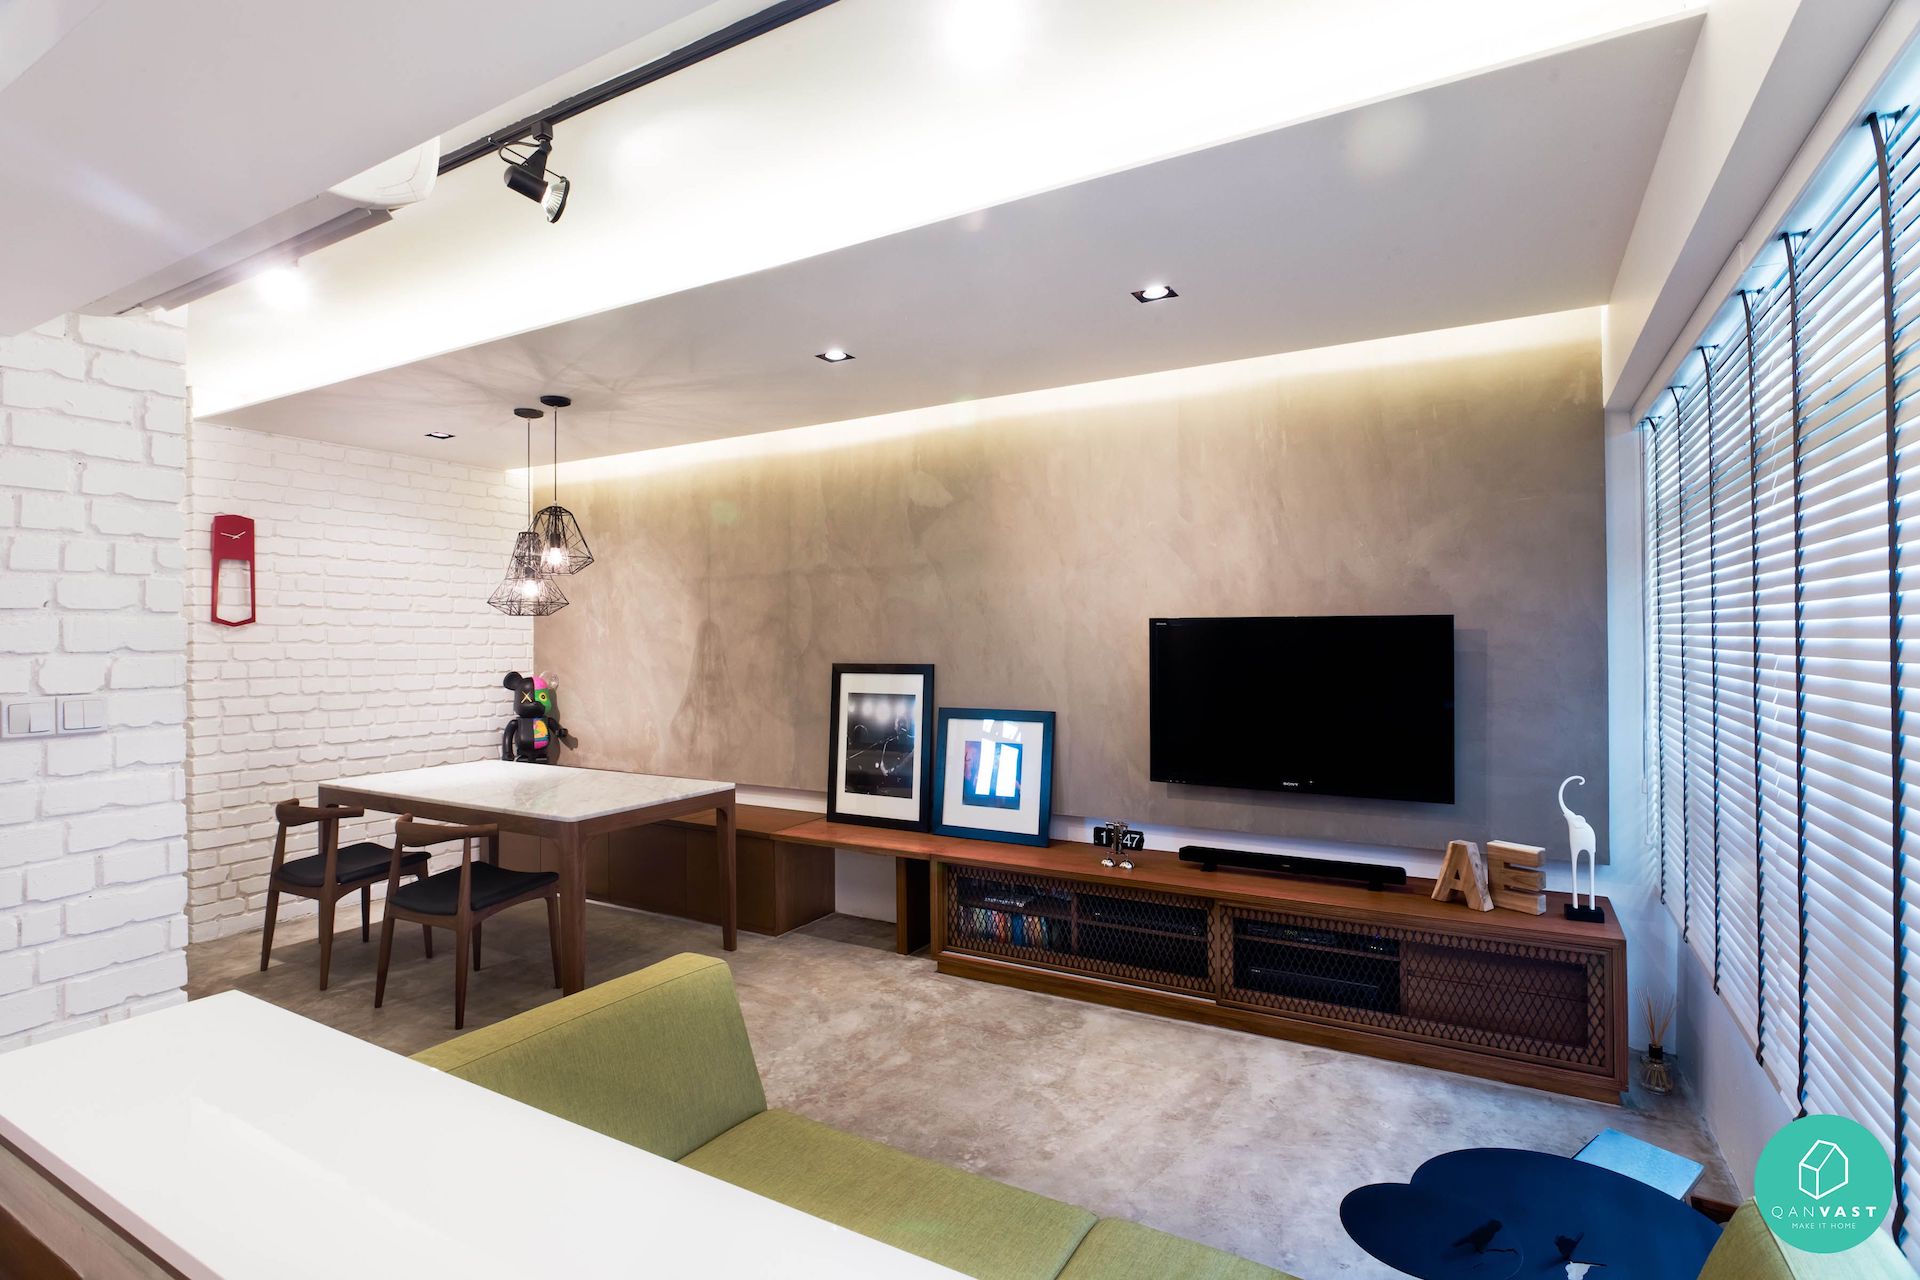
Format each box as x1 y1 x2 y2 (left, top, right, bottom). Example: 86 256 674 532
931 708 1056 847
826 662 936 831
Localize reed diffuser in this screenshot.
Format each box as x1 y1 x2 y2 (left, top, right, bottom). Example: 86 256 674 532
1642 994 1675 1094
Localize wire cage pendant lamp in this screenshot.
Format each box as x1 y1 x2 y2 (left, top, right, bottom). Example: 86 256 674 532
529 394 593 576
488 406 569 616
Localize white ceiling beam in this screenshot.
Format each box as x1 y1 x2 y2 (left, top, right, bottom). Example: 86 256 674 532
1602 0 1901 410
0 0 717 334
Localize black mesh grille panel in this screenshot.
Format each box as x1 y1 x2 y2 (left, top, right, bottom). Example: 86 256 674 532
1223 906 1611 1071
945 865 1213 993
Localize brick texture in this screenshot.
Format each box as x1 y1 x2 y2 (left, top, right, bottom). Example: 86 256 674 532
183 422 531 941
0 312 190 1050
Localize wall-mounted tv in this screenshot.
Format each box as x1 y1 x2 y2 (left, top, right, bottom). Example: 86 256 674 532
1148 614 1455 804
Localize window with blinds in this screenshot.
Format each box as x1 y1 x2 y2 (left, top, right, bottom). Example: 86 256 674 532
1642 109 1918 1259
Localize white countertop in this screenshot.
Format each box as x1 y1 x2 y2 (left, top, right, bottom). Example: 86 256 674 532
0 993 962 1280
323 760 732 823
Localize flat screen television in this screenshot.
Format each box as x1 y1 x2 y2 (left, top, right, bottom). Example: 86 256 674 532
1148 614 1454 803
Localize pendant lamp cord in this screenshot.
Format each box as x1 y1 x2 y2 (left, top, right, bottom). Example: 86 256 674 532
551 404 560 505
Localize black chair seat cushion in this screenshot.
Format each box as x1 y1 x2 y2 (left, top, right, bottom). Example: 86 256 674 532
279 842 428 888
392 863 559 917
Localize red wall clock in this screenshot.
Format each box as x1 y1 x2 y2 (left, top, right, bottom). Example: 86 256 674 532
210 514 256 627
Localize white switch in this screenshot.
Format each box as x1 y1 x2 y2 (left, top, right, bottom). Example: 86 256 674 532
54 697 107 735
2 700 56 737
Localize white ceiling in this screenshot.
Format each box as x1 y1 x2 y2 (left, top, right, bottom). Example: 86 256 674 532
185 0 1700 420
0 0 720 333
208 14 1702 470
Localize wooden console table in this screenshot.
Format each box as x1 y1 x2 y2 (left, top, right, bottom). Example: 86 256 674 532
524 810 935 955
769 824 1627 1102
502 805 832 944
501 796 1623 1099
643 816 1625 1101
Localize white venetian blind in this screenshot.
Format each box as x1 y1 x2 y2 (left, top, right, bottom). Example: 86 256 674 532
1790 142 1896 1165
1709 317 1762 1035
1749 277 1803 1095
1642 109 1920 1257
1676 364 1716 961
1883 105 1920 1234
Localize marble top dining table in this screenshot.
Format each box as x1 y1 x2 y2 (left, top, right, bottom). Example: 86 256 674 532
319 760 737 993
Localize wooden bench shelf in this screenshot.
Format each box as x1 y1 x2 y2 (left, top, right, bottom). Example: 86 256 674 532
782 824 1628 1103
519 808 1627 1102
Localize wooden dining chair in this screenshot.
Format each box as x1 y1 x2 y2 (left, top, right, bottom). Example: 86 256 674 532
374 815 562 1029
261 798 434 989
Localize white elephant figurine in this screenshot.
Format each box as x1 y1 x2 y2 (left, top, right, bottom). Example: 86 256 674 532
1559 775 1598 912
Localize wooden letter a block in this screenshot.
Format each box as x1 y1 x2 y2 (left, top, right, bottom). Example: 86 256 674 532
1431 839 1493 912
1486 840 1547 915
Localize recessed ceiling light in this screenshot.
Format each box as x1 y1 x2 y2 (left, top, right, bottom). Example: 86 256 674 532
425 431 454 440
253 265 308 308
1132 284 1178 303
942 0 1025 74
817 348 855 363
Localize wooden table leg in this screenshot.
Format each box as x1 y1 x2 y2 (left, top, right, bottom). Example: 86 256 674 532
557 826 588 993
716 794 738 951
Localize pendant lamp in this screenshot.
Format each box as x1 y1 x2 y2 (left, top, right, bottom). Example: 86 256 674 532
488 407 569 616
528 394 594 575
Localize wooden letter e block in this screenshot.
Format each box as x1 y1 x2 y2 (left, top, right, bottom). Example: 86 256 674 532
1485 840 1547 915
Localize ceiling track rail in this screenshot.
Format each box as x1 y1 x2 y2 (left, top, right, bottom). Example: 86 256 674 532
438 0 841 174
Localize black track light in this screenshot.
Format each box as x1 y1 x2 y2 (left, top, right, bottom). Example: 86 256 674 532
500 123 570 223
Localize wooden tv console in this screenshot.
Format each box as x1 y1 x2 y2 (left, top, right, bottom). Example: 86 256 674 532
772 825 1626 1103
521 810 1627 1102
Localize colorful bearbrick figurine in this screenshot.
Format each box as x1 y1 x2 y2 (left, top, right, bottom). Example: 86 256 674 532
501 670 566 763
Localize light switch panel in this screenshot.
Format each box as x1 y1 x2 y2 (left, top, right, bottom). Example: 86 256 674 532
1 700 56 738
55 697 107 735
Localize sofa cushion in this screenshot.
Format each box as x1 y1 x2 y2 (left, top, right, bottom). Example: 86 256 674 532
682 1108 1095 1280
1057 1219 1294 1280
1700 1200 1912 1279
412 953 765 1160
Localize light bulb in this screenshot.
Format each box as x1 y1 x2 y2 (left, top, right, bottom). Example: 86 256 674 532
1139 284 1171 301
254 266 308 308
544 545 570 570
518 578 541 599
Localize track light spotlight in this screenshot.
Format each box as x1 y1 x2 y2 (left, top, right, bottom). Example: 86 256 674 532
500 122 570 223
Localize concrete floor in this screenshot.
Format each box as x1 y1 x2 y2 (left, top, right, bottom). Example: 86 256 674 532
189 903 1736 1279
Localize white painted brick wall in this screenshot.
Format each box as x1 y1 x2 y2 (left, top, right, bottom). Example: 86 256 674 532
184 422 532 941
0 311 191 1051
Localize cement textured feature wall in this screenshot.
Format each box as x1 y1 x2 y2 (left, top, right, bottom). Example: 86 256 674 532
536 318 1607 858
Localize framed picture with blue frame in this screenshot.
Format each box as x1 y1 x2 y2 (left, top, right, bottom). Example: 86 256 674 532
932 708 1056 846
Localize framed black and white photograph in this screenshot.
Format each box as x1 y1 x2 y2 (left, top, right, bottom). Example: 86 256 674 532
827 663 936 830
932 708 1056 846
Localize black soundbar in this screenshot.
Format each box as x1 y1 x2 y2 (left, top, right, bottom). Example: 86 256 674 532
1178 844 1406 890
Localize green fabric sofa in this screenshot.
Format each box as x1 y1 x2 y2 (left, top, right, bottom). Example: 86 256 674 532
413 953 1290 1279
1699 1199 1911 1279
414 952 1912 1280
